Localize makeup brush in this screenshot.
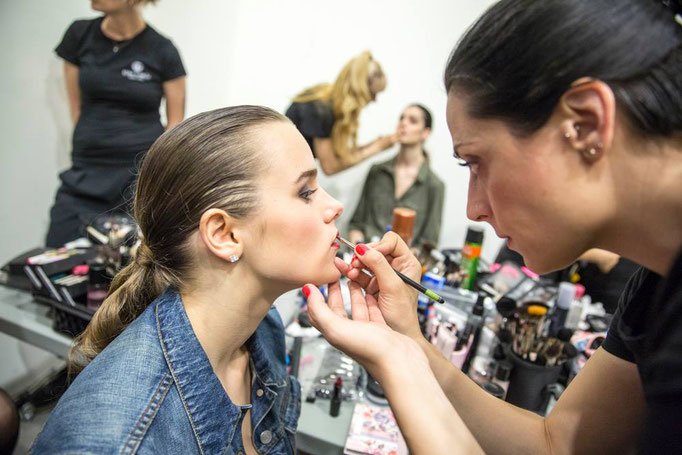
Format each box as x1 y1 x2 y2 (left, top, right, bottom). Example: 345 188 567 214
336 234 445 304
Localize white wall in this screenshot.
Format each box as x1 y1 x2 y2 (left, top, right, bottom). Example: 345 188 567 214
0 0 504 387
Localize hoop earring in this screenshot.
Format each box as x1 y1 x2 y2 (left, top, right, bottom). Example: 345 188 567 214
229 255 240 263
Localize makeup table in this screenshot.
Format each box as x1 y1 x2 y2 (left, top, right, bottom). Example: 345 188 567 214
0 283 355 454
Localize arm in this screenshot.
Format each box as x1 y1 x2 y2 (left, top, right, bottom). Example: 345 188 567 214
313 134 396 175
416 338 645 454
578 248 620 273
63 61 80 125
305 279 483 454
163 76 186 130
346 234 646 454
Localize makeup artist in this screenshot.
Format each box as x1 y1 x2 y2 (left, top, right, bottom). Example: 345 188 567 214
285 51 397 175
46 0 186 247
304 0 682 453
348 104 445 247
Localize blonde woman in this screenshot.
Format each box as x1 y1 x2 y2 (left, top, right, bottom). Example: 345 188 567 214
285 51 397 175
33 106 343 454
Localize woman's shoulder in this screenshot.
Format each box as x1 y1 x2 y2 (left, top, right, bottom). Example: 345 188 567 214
32 304 176 453
140 23 179 50
61 17 101 40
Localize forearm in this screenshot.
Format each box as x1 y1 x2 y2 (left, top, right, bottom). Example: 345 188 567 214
416 336 552 454
70 108 80 126
378 355 483 454
355 135 394 162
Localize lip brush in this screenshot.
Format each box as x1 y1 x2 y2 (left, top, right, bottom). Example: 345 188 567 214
336 234 445 304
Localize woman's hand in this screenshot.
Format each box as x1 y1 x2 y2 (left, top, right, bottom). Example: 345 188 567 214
337 232 423 341
304 278 484 455
303 279 428 383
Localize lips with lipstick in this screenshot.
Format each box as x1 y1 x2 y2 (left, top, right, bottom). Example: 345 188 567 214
331 231 341 249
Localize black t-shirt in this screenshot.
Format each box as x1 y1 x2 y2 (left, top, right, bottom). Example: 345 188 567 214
602 248 682 453
56 17 186 165
578 258 640 314
284 100 335 157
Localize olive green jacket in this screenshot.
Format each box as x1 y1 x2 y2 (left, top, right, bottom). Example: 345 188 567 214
348 156 445 246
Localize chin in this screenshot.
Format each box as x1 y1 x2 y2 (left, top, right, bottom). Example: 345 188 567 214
308 267 342 286
523 251 576 276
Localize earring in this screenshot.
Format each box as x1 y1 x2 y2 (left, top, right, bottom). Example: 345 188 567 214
229 255 240 263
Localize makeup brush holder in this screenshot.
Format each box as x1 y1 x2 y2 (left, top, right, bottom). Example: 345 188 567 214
504 349 561 413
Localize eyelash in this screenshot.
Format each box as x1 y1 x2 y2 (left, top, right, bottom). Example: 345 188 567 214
299 187 318 202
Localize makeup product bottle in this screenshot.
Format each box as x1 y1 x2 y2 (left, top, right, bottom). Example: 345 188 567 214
429 249 447 276
330 377 342 417
550 282 576 336
86 263 109 310
462 294 486 374
459 227 484 290
565 284 586 330
417 272 445 333
492 361 513 400
391 207 416 246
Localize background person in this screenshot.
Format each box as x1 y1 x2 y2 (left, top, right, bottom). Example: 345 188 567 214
46 0 186 247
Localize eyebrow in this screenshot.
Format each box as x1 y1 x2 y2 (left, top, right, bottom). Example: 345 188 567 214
295 168 317 183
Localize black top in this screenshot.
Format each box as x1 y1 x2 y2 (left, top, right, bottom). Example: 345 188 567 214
56 17 186 165
578 258 640 313
284 100 335 157
602 248 682 453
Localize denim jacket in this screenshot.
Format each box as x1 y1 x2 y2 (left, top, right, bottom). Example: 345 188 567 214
32 289 301 454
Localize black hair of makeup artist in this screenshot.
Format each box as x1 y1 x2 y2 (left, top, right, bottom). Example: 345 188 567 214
444 0 682 138
69 106 289 378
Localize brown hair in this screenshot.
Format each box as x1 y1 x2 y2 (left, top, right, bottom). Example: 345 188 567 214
69 105 288 377
292 51 386 164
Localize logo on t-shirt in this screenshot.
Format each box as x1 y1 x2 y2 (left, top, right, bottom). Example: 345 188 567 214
121 61 152 82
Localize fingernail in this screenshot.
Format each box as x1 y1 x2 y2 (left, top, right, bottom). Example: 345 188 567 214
356 244 368 256
352 254 359 263
302 285 311 298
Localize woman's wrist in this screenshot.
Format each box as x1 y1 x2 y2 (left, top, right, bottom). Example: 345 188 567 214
373 335 428 384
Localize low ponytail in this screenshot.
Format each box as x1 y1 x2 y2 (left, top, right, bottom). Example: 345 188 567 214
69 242 179 378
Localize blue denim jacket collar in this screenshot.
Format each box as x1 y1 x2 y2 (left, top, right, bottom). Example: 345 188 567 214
154 289 288 454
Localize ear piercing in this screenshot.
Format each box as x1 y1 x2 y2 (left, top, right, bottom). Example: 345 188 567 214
585 142 603 157
564 132 571 139
229 255 240 263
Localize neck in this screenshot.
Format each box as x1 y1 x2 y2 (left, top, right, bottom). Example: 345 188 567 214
599 137 682 276
396 143 425 167
102 9 145 41
180 265 283 382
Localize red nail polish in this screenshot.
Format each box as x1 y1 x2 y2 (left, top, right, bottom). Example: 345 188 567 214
356 244 368 256
302 285 311 298
352 254 359 263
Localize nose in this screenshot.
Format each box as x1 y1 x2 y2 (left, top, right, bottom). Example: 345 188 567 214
465 177 491 223
322 190 343 223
